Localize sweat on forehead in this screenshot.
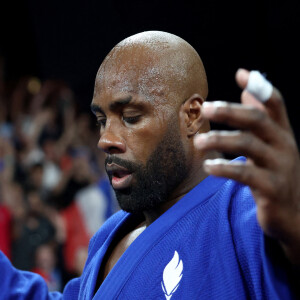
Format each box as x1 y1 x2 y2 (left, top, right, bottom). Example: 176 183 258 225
94 31 208 102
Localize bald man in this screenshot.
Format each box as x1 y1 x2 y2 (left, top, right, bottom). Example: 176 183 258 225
0 31 299 299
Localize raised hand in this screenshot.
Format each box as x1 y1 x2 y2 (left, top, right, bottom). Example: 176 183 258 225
194 69 300 264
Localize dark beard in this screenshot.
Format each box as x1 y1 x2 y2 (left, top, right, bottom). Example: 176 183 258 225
105 122 188 213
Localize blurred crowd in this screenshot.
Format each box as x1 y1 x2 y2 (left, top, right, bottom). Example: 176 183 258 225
0 63 118 291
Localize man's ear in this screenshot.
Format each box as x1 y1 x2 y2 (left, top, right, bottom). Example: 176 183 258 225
181 94 206 137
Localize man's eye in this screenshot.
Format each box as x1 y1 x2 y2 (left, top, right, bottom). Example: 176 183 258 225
123 116 141 124
96 118 106 127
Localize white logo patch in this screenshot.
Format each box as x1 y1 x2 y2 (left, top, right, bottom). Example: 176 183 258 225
161 251 183 300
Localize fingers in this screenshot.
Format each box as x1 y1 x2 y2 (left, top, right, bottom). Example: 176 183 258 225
194 130 275 167
263 88 292 132
196 68 297 201
202 158 275 195
236 69 292 132
201 101 285 144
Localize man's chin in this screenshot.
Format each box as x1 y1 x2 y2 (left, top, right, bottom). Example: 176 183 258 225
115 189 166 214
116 197 140 213
115 191 150 213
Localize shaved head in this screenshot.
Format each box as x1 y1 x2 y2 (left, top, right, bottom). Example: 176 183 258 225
92 31 211 214
95 31 208 107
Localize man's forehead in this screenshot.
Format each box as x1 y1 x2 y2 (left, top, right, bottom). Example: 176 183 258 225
95 68 138 92
94 58 167 102
97 47 161 80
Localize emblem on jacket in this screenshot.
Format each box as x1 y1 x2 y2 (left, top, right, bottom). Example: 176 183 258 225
161 250 183 300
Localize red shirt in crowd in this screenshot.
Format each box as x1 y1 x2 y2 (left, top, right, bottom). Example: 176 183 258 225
0 205 11 259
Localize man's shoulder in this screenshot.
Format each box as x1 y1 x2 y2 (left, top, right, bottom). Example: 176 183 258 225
190 171 254 212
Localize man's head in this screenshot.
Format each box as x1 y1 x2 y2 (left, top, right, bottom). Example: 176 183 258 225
91 31 209 213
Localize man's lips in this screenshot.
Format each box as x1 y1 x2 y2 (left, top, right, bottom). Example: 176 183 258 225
106 162 133 190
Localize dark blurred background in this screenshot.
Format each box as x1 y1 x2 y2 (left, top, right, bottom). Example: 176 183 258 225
0 0 299 291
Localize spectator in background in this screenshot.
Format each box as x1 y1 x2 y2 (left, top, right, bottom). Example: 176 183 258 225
31 243 63 292
11 187 56 271
0 188 11 258
0 71 118 289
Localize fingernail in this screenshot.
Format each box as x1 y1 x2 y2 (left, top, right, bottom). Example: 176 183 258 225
204 158 229 171
207 158 229 164
194 133 208 148
203 163 212 173
236 68 248 81
202 102 214 117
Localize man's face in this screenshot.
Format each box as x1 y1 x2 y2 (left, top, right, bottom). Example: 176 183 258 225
91 51 189 213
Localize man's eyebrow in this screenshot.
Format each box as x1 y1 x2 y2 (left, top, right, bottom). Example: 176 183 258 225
90 96 133 114
90 104 104 114
109 96 132 110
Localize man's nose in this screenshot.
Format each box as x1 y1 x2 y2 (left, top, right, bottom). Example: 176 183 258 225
97 126 126 155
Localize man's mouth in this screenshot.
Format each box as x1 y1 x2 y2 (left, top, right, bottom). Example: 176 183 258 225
106 162 133 190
